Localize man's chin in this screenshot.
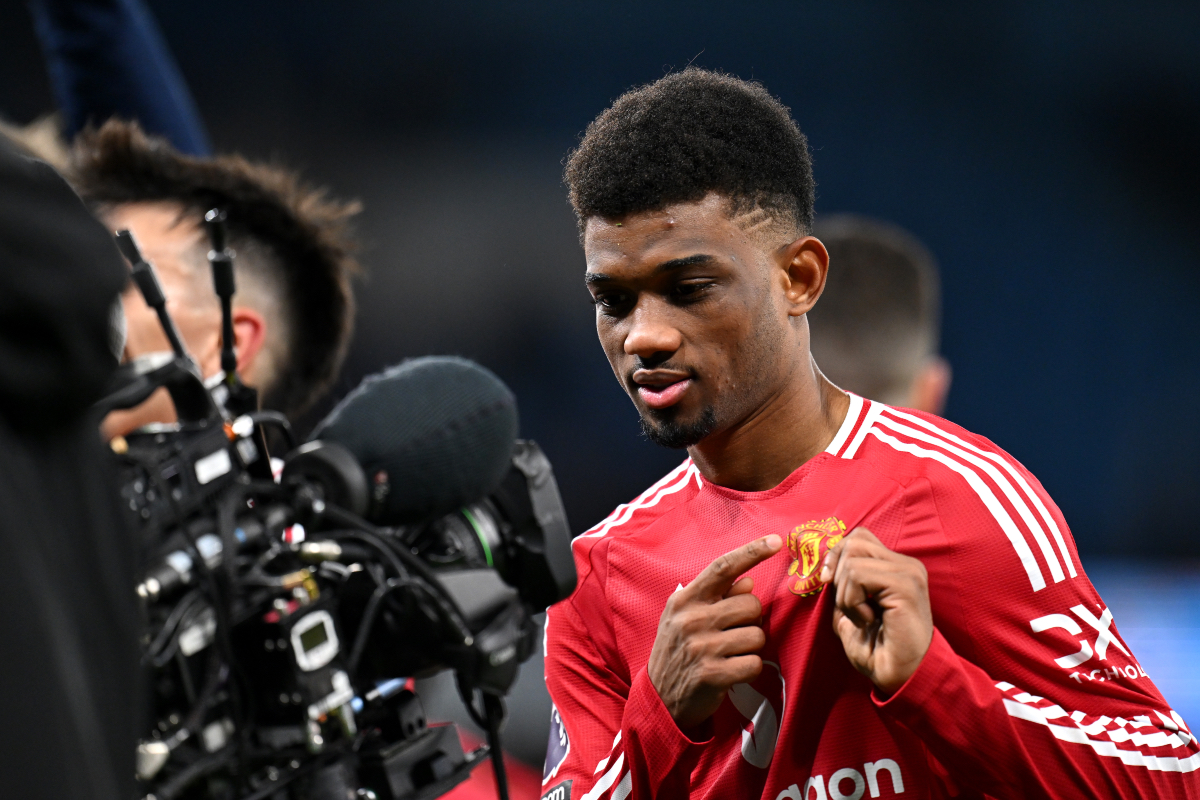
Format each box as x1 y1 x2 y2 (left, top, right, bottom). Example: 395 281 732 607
638 405 718 449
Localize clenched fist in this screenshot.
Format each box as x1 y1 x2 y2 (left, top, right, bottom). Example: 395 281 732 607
819 528 933 696
648 534 783 730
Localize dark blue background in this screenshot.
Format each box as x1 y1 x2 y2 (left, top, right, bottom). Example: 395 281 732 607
2 2 1197 554
3 0 1199 766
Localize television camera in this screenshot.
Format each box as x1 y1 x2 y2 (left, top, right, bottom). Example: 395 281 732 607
97 211 576 800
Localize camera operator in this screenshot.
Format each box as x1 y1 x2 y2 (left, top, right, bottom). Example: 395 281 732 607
66 119 360 438
0 140 139 799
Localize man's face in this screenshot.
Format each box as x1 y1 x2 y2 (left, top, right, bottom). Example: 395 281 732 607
102 202 222 438
584 194 809 449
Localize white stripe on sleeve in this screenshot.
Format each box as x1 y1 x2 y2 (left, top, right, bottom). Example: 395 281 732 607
581 752 625 800
593 731 621 775
874 413 1066 583
885 407 1076 578
611 771 633 800
867 427 1046 591
1000 688 1200 773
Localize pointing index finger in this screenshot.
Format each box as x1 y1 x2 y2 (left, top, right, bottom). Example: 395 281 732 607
687 534 783 601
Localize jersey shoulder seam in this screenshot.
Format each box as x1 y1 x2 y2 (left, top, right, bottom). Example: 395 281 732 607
861 404 1075 592
557 574 626 685
913 472 984 665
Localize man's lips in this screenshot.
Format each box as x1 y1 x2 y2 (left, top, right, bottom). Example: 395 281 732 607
632 370 693 410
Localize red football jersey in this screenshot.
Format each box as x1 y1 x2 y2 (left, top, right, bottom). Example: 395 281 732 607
542 395 1200 800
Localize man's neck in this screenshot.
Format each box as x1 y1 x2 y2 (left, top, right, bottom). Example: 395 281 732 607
687 359 850 492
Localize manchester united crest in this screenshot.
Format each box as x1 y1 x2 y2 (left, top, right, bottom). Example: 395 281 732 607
785 517 847 596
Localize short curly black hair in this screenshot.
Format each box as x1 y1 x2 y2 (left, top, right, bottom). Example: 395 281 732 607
565 68 815 237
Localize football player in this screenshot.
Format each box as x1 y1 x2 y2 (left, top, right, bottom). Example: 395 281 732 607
542 68 1199 800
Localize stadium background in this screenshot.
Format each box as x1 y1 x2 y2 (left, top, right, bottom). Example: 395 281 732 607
1 0 1197 771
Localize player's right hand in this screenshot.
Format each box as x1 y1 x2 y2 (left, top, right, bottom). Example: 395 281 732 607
647 534 783 731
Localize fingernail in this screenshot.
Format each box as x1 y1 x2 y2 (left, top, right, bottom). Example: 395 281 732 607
819 565 831 582
764 534 782 550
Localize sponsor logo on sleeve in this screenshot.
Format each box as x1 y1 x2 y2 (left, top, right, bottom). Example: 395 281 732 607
542 703 570 785
1029 604 1152 685
541 779 572 800
786 517 846 597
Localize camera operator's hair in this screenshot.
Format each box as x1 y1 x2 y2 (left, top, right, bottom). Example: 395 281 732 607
565 67 815 239
808 214 941 405
70 120 360 418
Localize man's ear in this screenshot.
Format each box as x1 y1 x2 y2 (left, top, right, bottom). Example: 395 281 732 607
780 236 829 318
229 306 267 378
905 356 953 415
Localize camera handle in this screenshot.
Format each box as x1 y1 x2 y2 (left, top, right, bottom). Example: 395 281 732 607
203 208 263 425
110 229 219 424
203 209 239 380
115 230 192 363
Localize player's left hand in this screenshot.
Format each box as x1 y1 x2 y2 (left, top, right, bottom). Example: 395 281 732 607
819 528 933 697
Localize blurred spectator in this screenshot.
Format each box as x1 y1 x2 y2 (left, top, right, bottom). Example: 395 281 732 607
0 114 70 171
1 0 212 167
27 0 211 155
809 213 952 414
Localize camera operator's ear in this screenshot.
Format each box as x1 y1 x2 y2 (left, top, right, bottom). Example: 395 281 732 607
905 355 952 416
230 306 266 380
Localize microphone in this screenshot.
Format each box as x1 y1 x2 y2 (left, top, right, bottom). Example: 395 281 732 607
309 356 519 525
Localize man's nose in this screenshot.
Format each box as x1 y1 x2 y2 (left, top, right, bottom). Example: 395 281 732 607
624 302 682 359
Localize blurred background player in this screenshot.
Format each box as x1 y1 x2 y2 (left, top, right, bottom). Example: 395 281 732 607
808 213 951 415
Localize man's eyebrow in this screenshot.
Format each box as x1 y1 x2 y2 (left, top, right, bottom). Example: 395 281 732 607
585 254 716 286
654 254 714 273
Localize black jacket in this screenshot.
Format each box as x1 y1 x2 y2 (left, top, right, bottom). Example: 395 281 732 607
0 142 138 800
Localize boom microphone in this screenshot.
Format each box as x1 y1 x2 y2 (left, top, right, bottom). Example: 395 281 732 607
310 356 519 524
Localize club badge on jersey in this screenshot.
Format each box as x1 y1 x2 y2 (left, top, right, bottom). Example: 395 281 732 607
786 517 847 596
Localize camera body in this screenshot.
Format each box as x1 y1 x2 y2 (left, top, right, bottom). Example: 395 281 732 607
118 401 571 800
106 217 575 800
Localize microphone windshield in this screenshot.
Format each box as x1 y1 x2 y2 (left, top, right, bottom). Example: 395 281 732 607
310 357 518 524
